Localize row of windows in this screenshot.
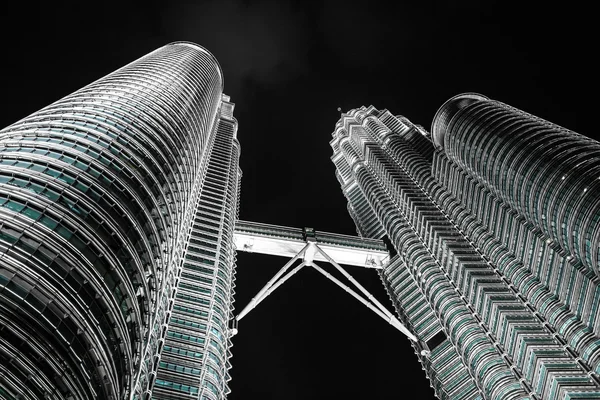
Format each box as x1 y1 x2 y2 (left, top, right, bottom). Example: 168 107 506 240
153 114 238 399
342 131 516 396
446 100 600 278
434 151 600 370
154 379 199 395
0 43 227 399
338 111 600 398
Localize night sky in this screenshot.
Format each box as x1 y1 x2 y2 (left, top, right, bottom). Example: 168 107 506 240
1 1 597 399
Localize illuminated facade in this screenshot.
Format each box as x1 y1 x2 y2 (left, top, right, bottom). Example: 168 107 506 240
152 94 240 399
330 95 600 400
3 40 600 400
0 42 239 400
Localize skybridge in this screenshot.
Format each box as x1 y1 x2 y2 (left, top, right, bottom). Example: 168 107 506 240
233 220 389 268
232 220 417 342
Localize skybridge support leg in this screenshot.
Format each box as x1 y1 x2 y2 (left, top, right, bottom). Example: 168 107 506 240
235 244 309 323
232 242 417 343
314 245 396 321
238 261 307 322
310 261 417 342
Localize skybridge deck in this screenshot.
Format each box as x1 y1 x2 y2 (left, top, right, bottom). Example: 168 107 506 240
233 220 389 268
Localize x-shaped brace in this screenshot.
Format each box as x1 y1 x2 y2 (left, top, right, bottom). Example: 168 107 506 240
233 242 417 342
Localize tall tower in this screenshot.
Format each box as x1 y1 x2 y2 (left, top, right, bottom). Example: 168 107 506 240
330 96 600 400
0 42 240 400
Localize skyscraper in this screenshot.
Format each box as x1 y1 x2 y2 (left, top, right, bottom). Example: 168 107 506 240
3 39 600 400
0 42 240 400
330 94 600 399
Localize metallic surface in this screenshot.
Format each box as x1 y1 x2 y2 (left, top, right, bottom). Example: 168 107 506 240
0 42 233 400
331 101 600 399
234 220 389 268
152 98 240 399
432 95 600 277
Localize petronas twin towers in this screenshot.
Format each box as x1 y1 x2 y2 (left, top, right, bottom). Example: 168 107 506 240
0 42 598 400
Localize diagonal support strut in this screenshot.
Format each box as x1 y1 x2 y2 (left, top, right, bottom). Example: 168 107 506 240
232 242 417 343
314 245 399 322
235 244 309 323
310 261 417 342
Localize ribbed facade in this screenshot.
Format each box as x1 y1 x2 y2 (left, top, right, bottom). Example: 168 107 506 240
153 98 240 399
0 42 240 400
330 97 600 400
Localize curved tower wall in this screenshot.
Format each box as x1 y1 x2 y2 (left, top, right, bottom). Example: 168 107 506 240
152 99 240 400
0 42 225 399
432 94 600 278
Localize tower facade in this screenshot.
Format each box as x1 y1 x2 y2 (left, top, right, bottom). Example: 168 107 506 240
0 43 240 400
330 95 600 400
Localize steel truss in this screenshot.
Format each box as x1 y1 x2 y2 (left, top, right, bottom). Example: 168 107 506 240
233 241 417 342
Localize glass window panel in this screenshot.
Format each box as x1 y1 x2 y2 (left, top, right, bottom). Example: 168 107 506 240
26 182 45 194
40 216 58 230
0 226 20 243
42 188 60 201
46 168 60 178
58 174 75 185
75 181 89 192
56 225 73 240
5 200 25 213
22 207 41 221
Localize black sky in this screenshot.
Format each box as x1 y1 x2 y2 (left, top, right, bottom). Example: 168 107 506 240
1 1 597 399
